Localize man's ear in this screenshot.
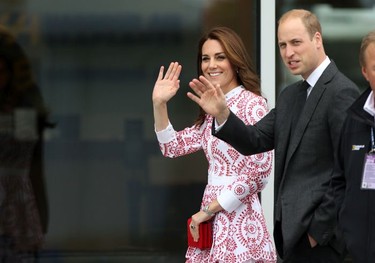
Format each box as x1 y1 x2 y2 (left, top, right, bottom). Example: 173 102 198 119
361 66 369 82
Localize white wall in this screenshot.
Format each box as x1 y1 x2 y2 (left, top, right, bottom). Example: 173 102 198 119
261 0 276 239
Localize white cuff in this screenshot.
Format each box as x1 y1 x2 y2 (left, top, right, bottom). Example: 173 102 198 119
214 119 227 133
217 189 242 213
155 122 175 143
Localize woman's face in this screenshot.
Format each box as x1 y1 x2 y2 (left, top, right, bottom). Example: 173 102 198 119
201 39 238 94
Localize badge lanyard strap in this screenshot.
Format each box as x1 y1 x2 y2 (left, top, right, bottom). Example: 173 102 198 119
371 127 375 153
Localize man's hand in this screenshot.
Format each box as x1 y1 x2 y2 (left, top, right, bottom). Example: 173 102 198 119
187 76 230 125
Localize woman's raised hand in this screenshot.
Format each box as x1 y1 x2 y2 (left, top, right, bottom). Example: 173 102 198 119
187 76 230 124
152 62 182 106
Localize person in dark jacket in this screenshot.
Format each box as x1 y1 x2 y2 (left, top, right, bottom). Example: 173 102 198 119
187 9 360 262
0 25 51 262
331 30 375 262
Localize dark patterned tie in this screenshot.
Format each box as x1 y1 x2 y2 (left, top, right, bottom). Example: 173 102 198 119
291 80 310 135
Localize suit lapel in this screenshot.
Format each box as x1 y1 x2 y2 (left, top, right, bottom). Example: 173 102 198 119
302 84 326 125
287 84 326 157
284 61 338 164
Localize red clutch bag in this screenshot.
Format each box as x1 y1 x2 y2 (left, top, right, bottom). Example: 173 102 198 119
187 217 213 249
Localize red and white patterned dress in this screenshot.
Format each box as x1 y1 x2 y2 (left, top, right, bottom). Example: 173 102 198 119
155 86 277 263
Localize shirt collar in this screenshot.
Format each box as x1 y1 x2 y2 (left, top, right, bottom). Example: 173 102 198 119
305 56 331 87
364 90 375 117
225 85 244 101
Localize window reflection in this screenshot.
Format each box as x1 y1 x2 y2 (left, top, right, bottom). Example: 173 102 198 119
0 24 50 262
0 0 258 262
1 0 371 261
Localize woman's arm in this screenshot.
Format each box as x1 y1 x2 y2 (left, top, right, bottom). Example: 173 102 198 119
152 62 182 131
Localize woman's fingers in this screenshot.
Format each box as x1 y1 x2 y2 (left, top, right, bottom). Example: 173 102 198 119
198 75 215 88
189 77 212 95
172 63 182 80
189 80 203 97
186 91 200 105
157 66 165 81
163 62 173 79
163 62 181 80
190 224 200 242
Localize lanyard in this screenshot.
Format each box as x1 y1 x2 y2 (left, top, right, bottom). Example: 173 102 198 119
371 127 375 153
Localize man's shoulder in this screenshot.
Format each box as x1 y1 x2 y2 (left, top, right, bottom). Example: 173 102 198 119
330 71 359 92
321 64 358 92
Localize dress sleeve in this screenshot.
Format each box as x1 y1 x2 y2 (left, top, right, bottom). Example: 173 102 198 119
155 121 205 158
217 95 273 212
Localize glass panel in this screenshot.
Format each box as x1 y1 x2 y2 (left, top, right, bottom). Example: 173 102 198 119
0 0 259 261
276 1 374 93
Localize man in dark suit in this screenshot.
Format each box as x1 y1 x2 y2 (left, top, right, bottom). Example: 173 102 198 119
187 9 359 262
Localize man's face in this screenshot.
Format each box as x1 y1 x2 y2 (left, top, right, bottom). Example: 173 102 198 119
277 17 321 80
362 42 375 94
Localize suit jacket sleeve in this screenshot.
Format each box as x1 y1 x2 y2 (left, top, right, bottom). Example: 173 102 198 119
212 108 275 155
